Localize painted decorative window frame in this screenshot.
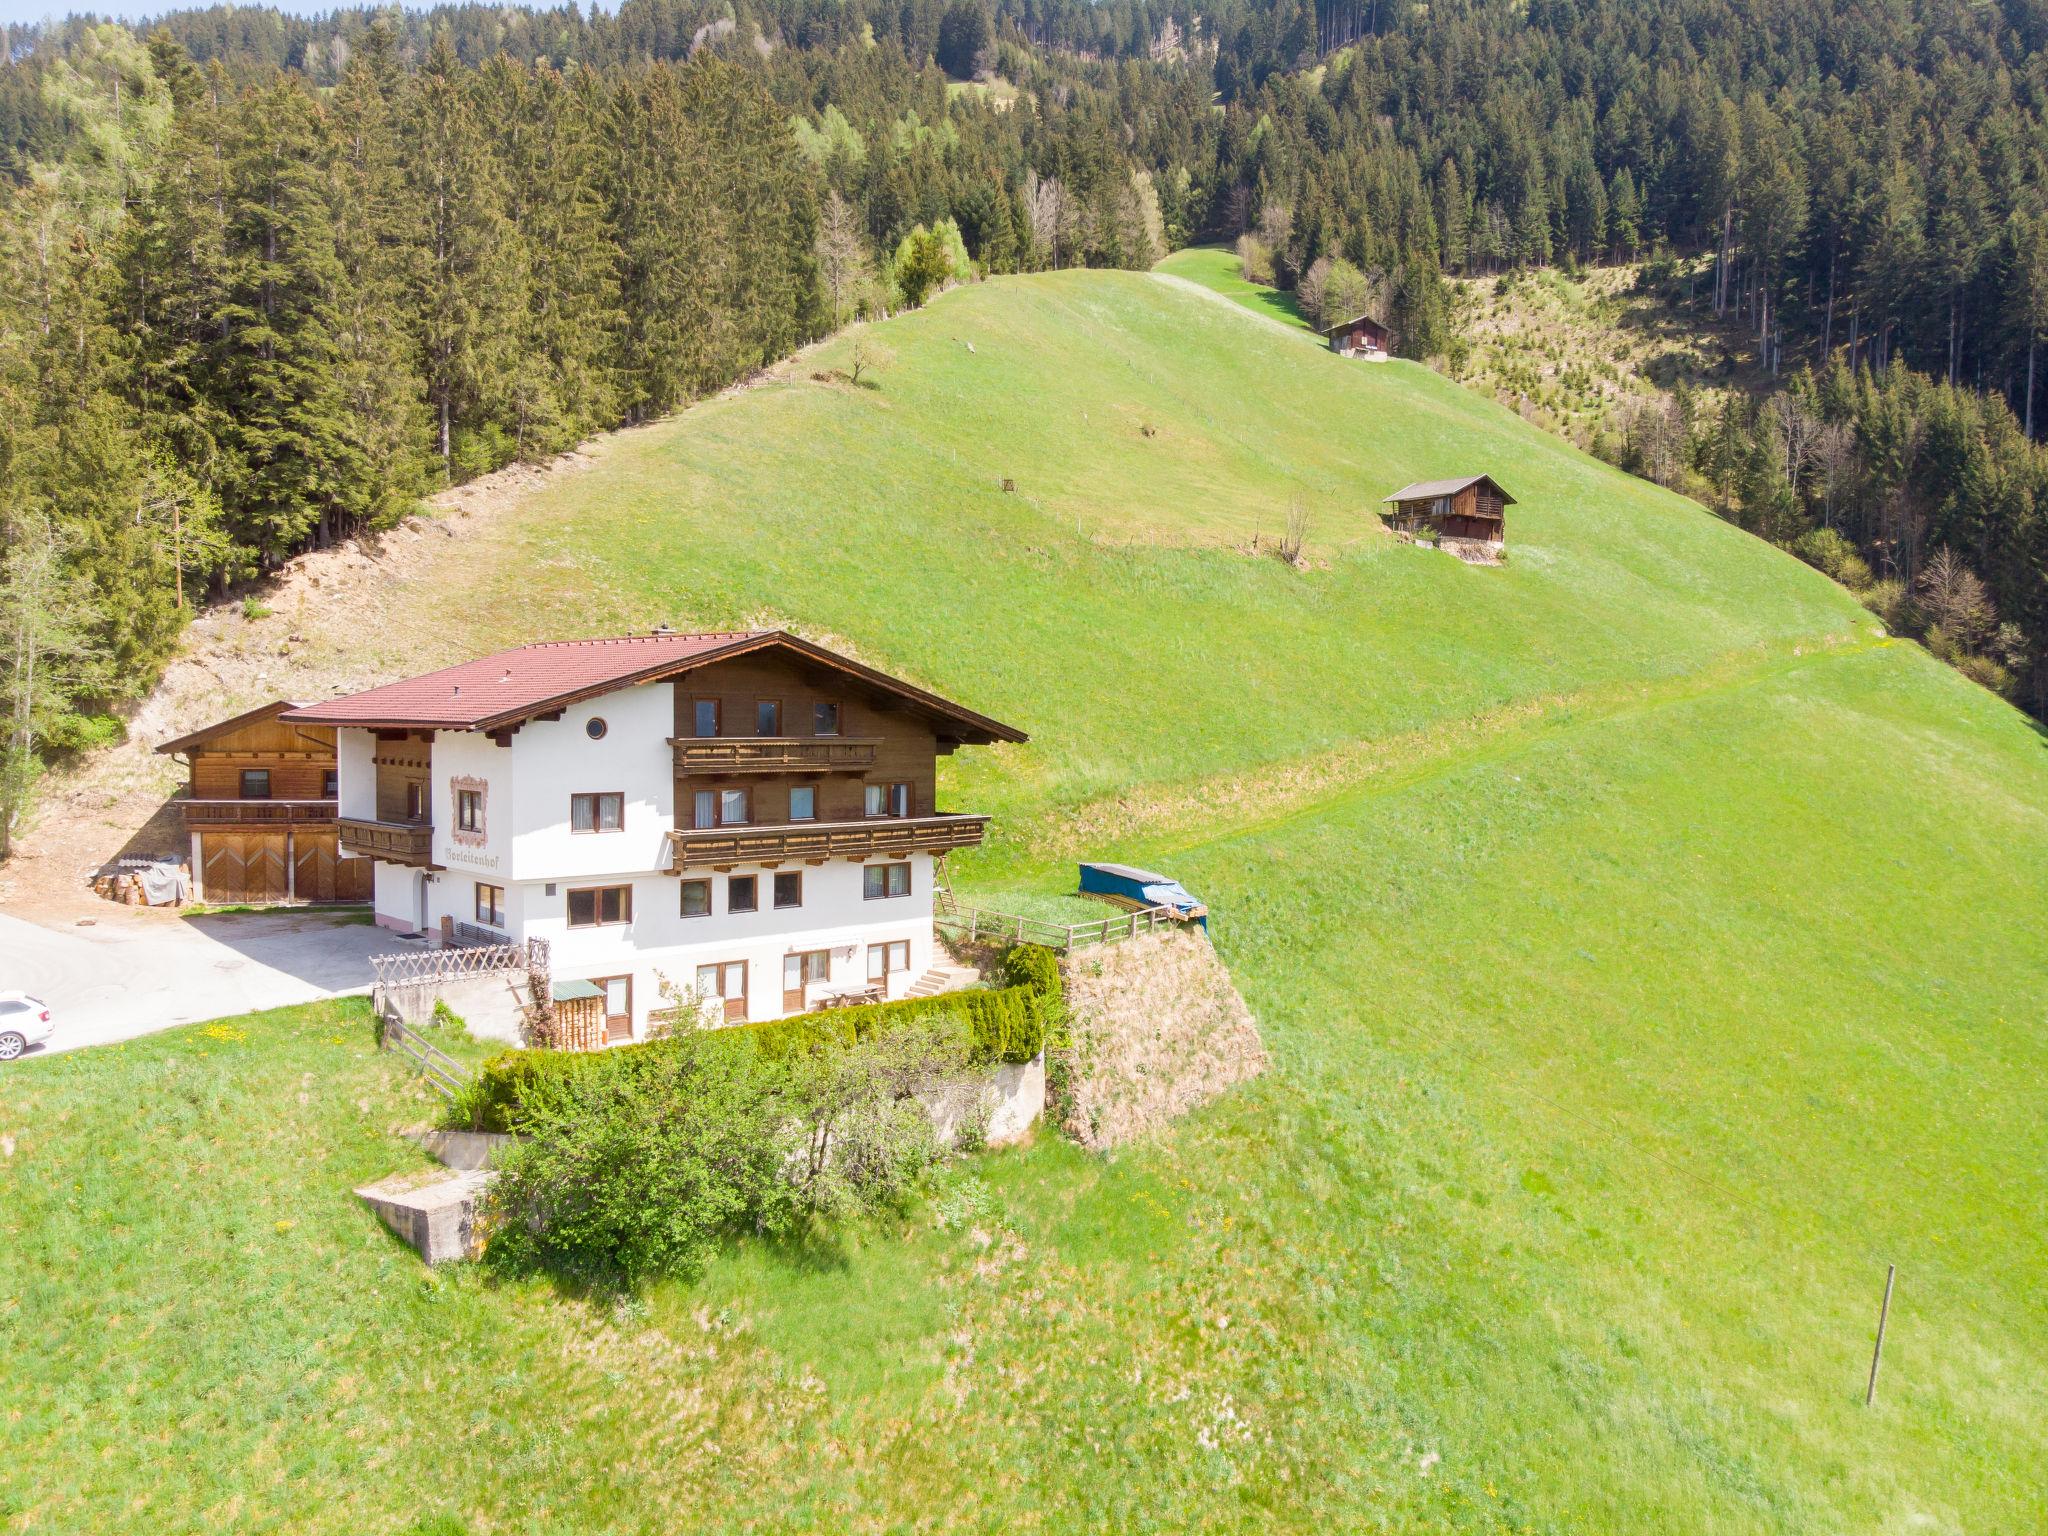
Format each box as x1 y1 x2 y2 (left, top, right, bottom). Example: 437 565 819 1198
450 774 489 847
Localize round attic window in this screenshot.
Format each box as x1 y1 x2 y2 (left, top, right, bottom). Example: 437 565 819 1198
585 717 608 741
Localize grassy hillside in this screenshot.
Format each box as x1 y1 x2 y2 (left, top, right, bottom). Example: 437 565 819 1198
6 269 2046 1533
1155 243 1314 331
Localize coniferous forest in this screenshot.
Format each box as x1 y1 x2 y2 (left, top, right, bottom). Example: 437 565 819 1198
3 0 2048 847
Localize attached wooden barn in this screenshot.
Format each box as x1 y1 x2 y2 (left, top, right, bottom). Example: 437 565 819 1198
155 701 371 904
1325 313 1394 359
1381 475 1518 564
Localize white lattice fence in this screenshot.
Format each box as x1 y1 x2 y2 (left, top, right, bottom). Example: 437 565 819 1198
370 943 528 990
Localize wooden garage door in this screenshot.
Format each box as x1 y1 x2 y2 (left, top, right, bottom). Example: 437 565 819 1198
334 846 372 902
293 830 338 903
201 831 288 904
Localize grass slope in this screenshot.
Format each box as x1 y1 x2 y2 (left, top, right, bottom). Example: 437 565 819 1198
6 270 2045 1534
1154 243 1314 331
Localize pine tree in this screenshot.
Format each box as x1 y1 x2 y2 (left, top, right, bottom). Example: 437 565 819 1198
406 35 527 478
328 22 427 521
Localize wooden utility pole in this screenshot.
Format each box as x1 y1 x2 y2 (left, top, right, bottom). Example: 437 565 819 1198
1865 1264 1896 1407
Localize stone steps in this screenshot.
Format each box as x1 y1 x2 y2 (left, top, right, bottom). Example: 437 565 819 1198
907 963 979 999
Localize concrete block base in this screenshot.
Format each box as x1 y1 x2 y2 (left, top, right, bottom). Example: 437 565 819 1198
355 1168 495 1264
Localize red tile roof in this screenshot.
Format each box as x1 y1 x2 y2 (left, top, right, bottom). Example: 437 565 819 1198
282 630 1027 743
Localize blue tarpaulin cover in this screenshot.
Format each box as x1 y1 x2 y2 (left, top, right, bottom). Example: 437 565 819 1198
1078 862 1209 928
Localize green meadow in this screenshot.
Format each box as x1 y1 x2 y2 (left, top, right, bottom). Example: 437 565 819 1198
4 269 2044 1533
1154 242 1316 331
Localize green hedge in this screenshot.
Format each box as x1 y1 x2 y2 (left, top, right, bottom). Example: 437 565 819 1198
454 944 1063 1133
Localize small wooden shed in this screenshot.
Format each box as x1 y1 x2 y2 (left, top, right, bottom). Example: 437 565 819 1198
1381 475 1518 562
1325 313 1394 359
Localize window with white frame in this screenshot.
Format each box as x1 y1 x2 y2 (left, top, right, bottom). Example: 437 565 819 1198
867 940 910 981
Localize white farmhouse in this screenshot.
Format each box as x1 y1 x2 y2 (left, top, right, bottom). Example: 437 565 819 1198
284 630 1024 1043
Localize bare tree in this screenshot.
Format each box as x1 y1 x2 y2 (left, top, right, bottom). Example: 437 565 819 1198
1917 546 1995 651
1024 170 1071 270
1810 421 1853 527
1296 255 1333 326
813 191 869 330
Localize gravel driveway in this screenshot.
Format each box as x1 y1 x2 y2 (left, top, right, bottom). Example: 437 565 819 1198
0 908 402 1058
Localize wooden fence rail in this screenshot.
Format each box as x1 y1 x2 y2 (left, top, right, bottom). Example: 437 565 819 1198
382 1015 474 1101
933 891 1181 952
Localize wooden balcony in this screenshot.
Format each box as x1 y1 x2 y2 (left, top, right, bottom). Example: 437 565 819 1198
666 812 989 871
182 798 337 827
337 816 435 866
670 736 880 775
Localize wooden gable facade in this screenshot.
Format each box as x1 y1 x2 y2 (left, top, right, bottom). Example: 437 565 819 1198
664 647 1001 872
156 702 370 904
1326 313 1394 358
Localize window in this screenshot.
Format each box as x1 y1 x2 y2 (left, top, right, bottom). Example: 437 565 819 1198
585 717 608 741
240 769 271 799
727 875 758 913
864 782 910 818
693 698 721 738
813 701 840 736
692 788 747 828
696 960 747 1022
783 949 829 1009
474 882 505 928
567 884 632 928
456 787 484 833
867 940 911 981
321 769 338 799
406 782 424 821
863 862 911 900
570 792 624 833
789 785 816 821
773 871 802 909
679 878 711 918
756 699 781 736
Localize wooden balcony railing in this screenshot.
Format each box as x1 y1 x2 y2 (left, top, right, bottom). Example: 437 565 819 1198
337 816 435 865
182 798 337 827
666 812 989 870
670 736 881 775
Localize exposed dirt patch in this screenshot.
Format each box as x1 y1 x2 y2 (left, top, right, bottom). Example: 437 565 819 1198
1053 930 1267 1150
0 448 601 923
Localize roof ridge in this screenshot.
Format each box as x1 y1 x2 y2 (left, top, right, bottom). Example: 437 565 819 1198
522 630 765 650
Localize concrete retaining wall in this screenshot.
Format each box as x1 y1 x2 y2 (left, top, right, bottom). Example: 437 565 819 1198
927 1052 1045 1148
381 969 532 1045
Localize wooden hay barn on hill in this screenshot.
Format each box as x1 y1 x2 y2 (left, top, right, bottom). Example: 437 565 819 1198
1381 475 1518 564
1325 313 1394 359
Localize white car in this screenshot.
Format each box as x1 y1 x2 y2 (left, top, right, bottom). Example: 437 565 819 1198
0 992 54 1061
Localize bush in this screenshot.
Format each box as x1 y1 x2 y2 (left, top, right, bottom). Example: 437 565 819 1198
1235 233 1275 286
483 1031 787 1288
457 944 1063 1133
1860 578 1912 634
241 597 272 621
482 1011 991 1289
1792 527 1873 591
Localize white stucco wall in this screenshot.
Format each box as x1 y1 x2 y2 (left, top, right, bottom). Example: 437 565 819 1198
506 683 674 884
520 852 936 1035
335 727 377 819
433 728 513 893
373 859 423 932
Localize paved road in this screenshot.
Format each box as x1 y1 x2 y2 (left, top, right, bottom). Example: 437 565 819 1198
0 908 400 1058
